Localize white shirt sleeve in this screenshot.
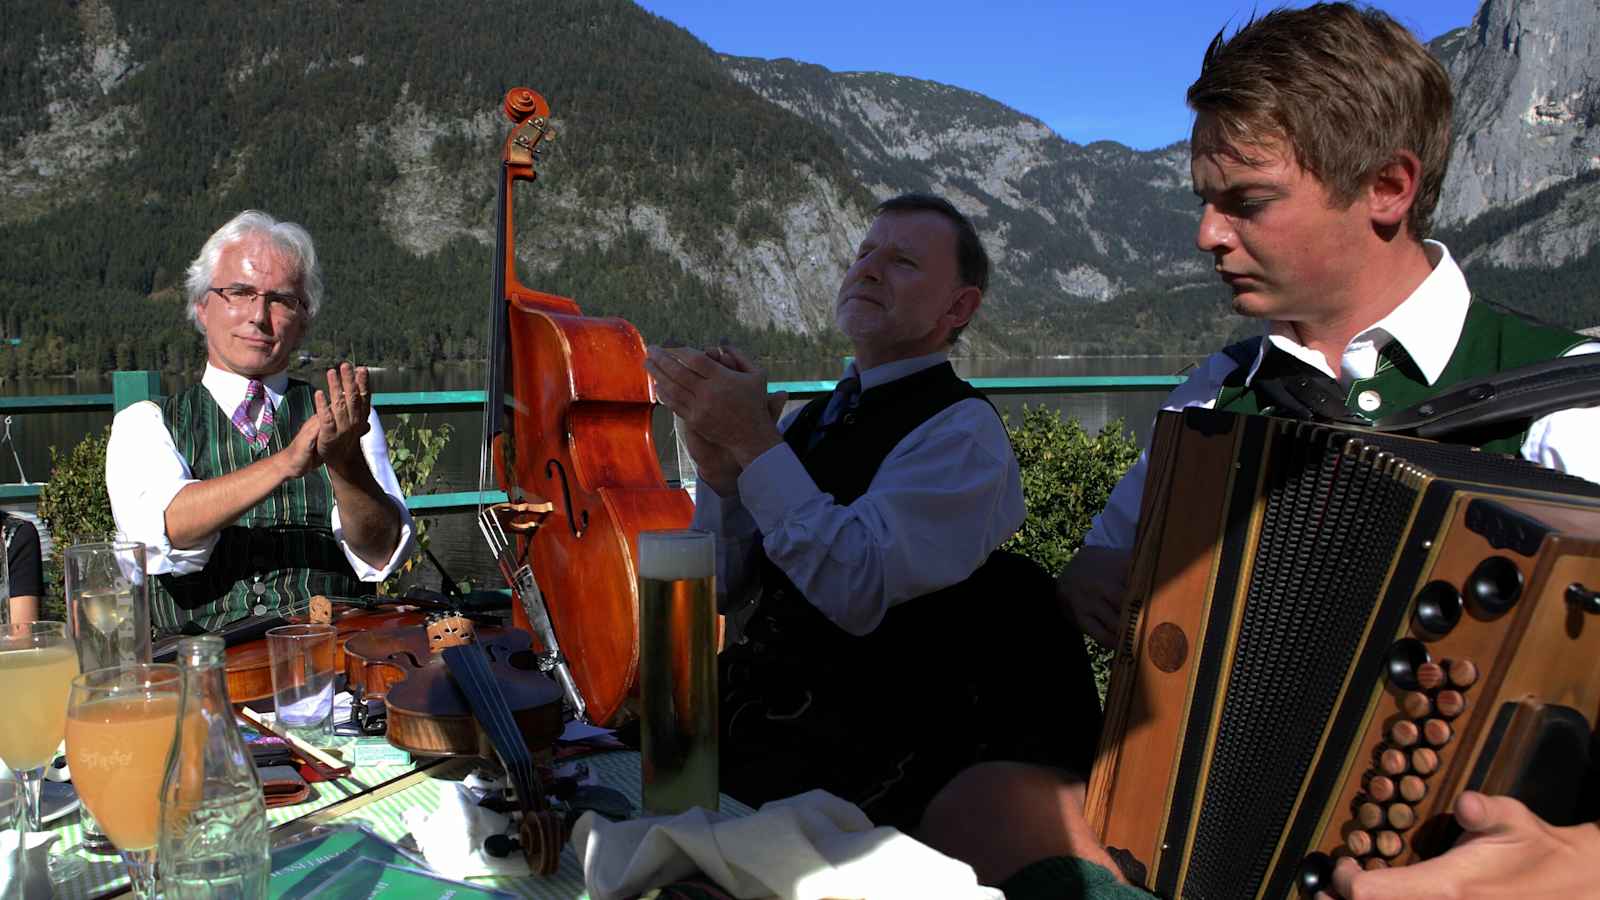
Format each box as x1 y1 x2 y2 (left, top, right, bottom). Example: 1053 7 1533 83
733 398 1024 637
332 408 416 581
105 400 217 574
1519 341 1600 485
1082 350 1241 553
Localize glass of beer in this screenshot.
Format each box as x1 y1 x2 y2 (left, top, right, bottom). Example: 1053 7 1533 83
0 620 86 883
66 663 181 898
637 529 718 817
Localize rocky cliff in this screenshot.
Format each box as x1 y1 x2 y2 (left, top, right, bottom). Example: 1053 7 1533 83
1433 0 1600 269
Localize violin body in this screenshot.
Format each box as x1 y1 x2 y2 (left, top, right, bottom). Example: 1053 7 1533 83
489 88 693 727
355 622 564 759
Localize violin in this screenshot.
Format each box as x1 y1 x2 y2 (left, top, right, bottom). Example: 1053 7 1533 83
353 615 566 873
150 596 429 704
481 88 694 727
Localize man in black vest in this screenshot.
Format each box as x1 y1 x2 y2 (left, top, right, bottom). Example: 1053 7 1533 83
106 210 412 637
918 6 1600 898
646 193 1100 829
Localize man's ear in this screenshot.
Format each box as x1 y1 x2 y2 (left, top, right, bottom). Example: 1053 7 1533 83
1367 149 1422 230
945 285 982 330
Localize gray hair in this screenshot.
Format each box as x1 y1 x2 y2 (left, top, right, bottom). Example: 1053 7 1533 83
184 210 324 333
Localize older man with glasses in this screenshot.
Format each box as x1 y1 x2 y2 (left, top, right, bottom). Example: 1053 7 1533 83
106 210 412 638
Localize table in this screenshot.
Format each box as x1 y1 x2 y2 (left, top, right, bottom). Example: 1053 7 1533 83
55 748 751 900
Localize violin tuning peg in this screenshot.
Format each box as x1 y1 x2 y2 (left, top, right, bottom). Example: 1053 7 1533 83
483 832 520 858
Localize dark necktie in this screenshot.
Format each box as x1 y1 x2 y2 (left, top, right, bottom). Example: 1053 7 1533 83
807 375 861 451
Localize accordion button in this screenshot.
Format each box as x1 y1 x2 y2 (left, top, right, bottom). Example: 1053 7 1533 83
1399 775 1428 802
1411 747 1440 775
1388 803 1416 830
1380 748 1409 775
1357 390 1382 412
1423 719 1453 747
1389 721 1420 748
1374 830 1405 858
1297 853 1335 894
1415 662 1446 691
1364 858 1391 871
1386 639 1431 691
1466 556 1524 617
1413 582 1463 639
1402 691 1434 719
1357 802 1386 829
1367 776 1396 802
1436 690 1467 718
1346 830 1374 856
1448 659 1479 689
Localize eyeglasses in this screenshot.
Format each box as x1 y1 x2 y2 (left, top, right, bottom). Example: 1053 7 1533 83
208 285 306 317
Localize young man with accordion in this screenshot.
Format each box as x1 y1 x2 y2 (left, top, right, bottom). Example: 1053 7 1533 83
918 5 1600 898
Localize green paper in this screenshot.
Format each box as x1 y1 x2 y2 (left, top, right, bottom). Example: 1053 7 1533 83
270 826 431 899
305 855 516 899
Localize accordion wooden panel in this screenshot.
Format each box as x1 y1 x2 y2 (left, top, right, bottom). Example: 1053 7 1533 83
1085 408 1600 899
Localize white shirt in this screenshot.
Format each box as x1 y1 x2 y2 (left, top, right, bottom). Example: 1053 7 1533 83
105 363 415 580
691 351 1026 637
1086 242 1600 553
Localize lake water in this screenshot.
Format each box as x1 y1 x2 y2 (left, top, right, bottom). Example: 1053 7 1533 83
1 354 1198 590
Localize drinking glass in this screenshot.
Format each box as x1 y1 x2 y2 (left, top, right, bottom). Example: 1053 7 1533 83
637 529 719 816
267 623 338 745
0 620 86 883
65 541 152 672
66 663 181 899
65 539 151 855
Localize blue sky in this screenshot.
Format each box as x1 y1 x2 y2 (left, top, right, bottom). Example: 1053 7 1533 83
636 1 1484 150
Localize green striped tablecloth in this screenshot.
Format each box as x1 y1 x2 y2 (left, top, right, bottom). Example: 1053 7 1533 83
50 748 752 899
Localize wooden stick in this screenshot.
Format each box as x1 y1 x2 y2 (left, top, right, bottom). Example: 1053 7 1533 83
237 706 353 778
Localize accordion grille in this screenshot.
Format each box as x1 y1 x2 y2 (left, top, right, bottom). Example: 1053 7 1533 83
1179 428 1419 897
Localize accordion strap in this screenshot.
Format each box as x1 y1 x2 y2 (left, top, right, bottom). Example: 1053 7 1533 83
1375 354 1600 440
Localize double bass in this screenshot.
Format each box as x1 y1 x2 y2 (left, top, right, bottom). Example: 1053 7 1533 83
481 88 694 727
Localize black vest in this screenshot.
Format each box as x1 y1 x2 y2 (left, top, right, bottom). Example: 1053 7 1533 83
731 362 1101 766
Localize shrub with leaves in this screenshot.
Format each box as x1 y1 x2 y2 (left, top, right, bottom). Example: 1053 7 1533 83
382 413 454 595
36 426 115 620
1001 406 1141 701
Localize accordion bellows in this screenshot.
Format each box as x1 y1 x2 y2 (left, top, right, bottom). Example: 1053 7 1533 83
1086 409 1600 899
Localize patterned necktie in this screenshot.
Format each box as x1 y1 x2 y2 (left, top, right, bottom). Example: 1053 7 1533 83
231 379 274 449
807 375 861 451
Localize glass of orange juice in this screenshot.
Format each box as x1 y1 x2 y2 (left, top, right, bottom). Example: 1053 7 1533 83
0 620 86 883
66 663 180 898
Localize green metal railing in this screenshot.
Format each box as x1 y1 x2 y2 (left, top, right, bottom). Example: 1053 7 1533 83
0 370 1186 508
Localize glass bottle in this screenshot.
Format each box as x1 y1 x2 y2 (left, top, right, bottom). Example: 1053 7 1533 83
157 635 270 899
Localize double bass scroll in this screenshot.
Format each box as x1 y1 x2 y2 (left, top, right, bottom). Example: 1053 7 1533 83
481 87 695 727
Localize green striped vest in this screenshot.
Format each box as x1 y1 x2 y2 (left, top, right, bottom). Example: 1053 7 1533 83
151 380 362 636
1215 302 1588 455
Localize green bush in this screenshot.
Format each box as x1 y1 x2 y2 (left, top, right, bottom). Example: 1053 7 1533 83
1002 406 1141 701
36 426 115 620
381 413 454 595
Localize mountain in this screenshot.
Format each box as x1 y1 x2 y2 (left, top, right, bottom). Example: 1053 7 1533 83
1 0 1597 378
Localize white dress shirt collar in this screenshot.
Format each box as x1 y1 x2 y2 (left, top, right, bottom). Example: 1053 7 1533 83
1245 241 1469 388
202 363 290 419
850 350 951 392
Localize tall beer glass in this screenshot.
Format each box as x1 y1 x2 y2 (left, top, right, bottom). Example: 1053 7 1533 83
637 529 718 816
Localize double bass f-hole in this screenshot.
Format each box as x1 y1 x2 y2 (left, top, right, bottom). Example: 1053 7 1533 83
544 459 589 538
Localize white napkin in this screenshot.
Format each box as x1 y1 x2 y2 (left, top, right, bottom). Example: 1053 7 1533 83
572 789 1003 900
402 781 531 880
0 830 56 900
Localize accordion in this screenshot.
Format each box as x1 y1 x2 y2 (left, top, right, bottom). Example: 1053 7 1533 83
1085 408 1600 898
